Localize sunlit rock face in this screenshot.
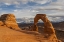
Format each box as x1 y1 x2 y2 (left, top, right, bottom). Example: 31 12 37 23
31 14 62 42
0 14 20 30
0 21 4 26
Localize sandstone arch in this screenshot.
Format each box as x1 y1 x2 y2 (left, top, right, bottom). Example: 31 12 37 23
32 14 61 42
33 14 55 33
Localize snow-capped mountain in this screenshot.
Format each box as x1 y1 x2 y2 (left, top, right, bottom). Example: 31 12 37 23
16 17 43 23
16 16 64 23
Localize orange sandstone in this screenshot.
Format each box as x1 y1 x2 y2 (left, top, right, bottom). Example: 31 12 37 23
0 14 20 30
32 14 61 42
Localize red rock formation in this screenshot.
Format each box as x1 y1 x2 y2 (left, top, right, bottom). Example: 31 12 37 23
30 25 38 31
0 21 4 26
32 14 62 42
0 14 20 30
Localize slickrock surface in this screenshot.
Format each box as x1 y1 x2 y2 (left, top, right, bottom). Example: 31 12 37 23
0 26 62 42
0 26 39 42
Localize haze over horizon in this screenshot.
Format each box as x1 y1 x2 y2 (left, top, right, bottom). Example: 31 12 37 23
0 0 64 22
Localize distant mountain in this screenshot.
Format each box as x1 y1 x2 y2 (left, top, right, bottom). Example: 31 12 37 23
16 18 43 23
16 16 64 23
16 18 34 23
18 21 64 31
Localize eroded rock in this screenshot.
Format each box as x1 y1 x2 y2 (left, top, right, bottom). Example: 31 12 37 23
0 21 4 26
32 14 62 42
0 14 20 30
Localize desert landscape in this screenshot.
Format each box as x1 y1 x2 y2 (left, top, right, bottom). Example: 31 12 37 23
0 0 64 42
0 14 64 42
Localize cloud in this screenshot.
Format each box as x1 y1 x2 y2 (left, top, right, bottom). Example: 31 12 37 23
31 0 51 4
4 3 11 5
0 8 2 10
0 0 20 5
48 16 64 22
31 10 39 12
0 0 52 5
50 0 64 6
12 9 35 18
0 0 64 22
35 7 62 11
13 9 18 12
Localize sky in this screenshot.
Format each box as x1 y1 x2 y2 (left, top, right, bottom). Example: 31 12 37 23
0 0 64 22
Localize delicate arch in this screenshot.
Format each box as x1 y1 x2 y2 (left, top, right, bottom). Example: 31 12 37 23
34 14 46 25
33 14 55 34
31 14 61 42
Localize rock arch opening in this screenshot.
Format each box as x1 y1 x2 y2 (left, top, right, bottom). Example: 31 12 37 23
33 14 55 34
31 14 61 42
